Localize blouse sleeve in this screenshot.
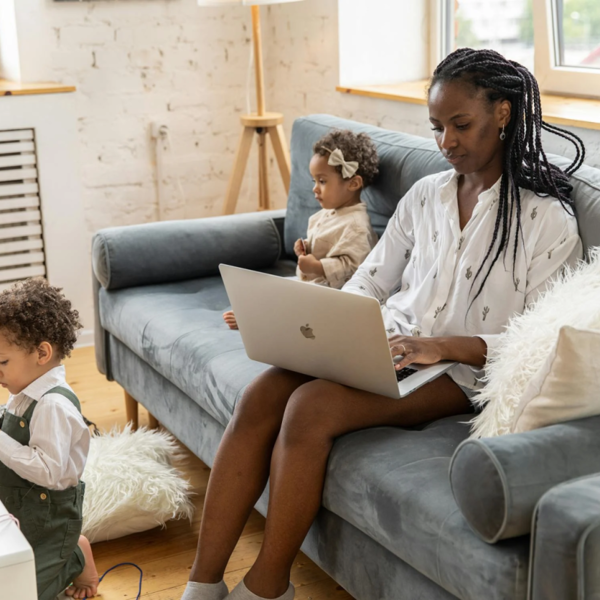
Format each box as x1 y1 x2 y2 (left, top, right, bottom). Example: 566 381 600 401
343 182 418 301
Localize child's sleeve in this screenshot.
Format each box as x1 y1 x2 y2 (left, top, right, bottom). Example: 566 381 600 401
320 226 376 289
0 398 89 489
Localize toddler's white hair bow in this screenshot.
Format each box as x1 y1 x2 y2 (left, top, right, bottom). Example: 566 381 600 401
324 147 359 179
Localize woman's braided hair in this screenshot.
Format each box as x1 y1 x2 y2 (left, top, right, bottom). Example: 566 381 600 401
430 48 585 304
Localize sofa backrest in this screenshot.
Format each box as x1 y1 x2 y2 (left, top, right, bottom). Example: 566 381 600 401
284 114 600 259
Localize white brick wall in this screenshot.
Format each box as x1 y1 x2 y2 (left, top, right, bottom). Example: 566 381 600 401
11 0 600 247
15 0 286 244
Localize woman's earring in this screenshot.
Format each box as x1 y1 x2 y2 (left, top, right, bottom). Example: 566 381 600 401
500 124 506 141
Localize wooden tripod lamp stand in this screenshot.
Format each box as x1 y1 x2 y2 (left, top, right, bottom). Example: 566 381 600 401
197 0 305 214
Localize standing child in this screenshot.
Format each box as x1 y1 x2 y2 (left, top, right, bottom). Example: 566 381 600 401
223 129 379 330
0 279 98 600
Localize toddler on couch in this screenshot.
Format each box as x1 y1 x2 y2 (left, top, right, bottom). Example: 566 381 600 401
224 129 379 330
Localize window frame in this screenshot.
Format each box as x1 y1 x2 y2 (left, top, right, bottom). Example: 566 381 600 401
430 0 600 98
534 0 600 97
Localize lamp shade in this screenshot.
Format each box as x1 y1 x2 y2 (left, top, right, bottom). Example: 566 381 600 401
197 0 303 6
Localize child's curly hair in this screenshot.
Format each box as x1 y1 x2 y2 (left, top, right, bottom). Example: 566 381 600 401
0 278 82 360
313 129 379 187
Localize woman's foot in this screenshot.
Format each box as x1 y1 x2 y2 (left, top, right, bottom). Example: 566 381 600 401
223 311 239 330
64 535 99 598
227 578 294 599
181 579 229 600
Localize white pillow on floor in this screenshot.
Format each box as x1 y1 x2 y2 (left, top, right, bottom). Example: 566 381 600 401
82 425 194 543
470 248 600 438
511 326 600 433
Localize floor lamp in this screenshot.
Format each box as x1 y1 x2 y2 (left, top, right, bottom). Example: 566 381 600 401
197 0 304 214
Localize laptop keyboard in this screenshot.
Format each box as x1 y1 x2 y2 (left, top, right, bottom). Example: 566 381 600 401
396 367 418 382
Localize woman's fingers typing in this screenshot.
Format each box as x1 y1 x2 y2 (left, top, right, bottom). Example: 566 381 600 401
389 337 443 369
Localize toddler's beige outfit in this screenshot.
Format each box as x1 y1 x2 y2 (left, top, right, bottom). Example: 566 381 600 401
297 202 377 289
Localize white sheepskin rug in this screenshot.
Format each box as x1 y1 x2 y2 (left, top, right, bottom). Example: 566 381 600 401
470 248 600 438
82 425 194 543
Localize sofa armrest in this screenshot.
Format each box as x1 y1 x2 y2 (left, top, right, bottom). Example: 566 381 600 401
529 474 600 600
449 415 600 543
92 209 286 291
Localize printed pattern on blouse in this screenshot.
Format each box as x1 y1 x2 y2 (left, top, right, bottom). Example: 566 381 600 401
343 169 582 390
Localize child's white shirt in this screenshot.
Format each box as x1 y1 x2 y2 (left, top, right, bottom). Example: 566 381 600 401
0 365 90 490
297 202 377 288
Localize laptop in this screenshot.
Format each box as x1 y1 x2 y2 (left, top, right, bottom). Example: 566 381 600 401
219 265 457 399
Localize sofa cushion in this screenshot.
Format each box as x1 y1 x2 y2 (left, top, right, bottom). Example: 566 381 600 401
323 417 529 600
98 261 297 426
449 414 600 544
93 210 284 291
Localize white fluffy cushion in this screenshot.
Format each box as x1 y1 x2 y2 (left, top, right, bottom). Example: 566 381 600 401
510 326 600 433
470 248 600 438
81 425 194 543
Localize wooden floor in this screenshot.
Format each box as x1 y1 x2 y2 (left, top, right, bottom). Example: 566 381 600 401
24 347 355 600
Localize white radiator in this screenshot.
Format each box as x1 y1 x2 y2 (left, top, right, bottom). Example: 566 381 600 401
0 128 46 292
0 93 93 342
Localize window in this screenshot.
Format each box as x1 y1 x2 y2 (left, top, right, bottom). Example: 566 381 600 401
554 0 600 69
433 0 600 97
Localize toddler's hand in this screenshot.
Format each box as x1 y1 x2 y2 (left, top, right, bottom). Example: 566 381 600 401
297 254 325 277
294 238 307 257
223 311 239 330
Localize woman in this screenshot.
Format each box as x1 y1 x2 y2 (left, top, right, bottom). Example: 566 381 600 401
182 49 585 600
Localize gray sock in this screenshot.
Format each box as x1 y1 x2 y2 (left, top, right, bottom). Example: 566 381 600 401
227 579 294 600
181 580 229 600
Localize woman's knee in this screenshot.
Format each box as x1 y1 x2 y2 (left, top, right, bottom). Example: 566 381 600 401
230 367 301 433
279 380 341 447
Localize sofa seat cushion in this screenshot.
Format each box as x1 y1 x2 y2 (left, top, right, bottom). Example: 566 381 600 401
99 261 296 426
323 416 529 600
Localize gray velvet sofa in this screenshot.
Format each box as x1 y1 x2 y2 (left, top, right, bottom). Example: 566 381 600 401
92 115 600 600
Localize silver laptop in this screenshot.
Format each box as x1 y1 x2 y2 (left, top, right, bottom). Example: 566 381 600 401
219 265 457 399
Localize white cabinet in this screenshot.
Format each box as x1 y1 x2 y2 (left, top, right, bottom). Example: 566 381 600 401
0 499 37 600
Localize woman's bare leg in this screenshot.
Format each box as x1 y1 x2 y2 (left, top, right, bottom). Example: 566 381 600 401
244 375 472 598
189 367 313 584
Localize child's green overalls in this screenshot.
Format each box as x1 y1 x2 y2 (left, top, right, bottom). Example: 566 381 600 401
0 386 86 600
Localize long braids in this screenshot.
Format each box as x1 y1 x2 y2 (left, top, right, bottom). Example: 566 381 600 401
430 48 585 305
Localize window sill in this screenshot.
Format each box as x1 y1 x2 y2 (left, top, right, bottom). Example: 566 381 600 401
0 80 76 97
336 80 600 132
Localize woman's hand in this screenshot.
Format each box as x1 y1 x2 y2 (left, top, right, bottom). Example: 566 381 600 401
294 238 307 257
389 335 443 370
389 334 489 369
297 254 325 277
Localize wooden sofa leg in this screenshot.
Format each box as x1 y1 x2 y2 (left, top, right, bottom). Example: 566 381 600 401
124 390 139 430
148 412 159 429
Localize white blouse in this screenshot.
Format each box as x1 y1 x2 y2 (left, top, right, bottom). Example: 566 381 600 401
343 169 582 390
0 366 90 490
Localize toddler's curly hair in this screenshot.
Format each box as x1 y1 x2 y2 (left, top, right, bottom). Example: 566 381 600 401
0 278 82 359
313 130 379 187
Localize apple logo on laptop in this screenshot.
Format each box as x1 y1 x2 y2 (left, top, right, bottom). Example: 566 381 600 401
300 324 315 340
